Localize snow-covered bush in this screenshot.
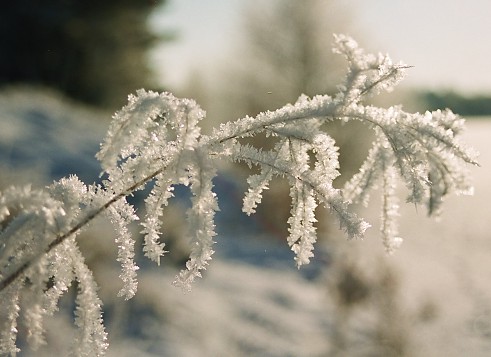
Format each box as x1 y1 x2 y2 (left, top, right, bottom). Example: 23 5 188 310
0 35 478 355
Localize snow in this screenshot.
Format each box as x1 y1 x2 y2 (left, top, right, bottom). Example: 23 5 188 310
2 88 491 355
0 87 106 186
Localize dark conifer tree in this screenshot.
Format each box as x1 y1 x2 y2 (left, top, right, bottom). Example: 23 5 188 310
0 0 169 109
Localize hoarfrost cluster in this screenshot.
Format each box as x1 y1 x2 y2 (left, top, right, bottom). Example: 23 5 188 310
0 35 478 355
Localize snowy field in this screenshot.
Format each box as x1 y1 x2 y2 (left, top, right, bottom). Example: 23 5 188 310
1 89 491 356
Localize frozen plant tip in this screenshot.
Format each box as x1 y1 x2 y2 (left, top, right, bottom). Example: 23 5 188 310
0 35 478 355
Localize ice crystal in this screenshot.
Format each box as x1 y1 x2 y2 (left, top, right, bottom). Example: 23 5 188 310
0 35 478 355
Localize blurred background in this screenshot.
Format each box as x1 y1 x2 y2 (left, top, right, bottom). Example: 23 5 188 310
1 0 491 356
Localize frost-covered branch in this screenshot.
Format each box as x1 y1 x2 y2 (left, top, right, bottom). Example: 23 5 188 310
0 35 478 355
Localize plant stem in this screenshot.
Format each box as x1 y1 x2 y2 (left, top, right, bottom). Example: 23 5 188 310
0 168 165 293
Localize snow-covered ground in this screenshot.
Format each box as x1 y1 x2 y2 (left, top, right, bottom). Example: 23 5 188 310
1 88 491 356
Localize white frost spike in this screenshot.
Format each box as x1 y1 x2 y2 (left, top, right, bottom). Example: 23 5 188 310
343 142 384 205
0 279 21 355
243 141 288 215
141 174 174 265
243 172 271 215
23 257 49 350
288 182 318 267
71 245 108 357
173 149 219 291
312 133 340 182
381 165 403 253
42 239 77 316
105 197 139 300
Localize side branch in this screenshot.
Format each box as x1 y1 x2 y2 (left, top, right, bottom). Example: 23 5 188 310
233 151 369 239
215 95 338 143
0 168 165 293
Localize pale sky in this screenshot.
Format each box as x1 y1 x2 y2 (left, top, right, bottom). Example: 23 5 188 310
149 0 491 94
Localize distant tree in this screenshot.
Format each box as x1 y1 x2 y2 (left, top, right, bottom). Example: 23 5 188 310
230 0 350 115
418 90 491 117
0 0 169 109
